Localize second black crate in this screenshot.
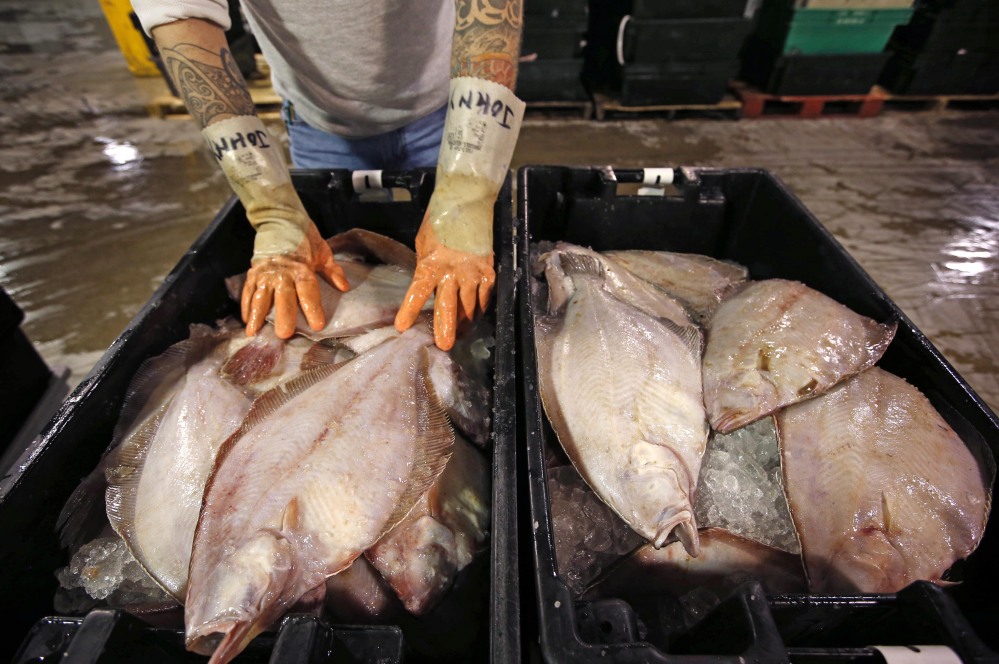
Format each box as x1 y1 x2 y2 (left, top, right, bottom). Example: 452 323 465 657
741 37 890 94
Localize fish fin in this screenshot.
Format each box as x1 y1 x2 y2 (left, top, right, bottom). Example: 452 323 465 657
236 361 351 437
203 361 353 509
658 317 705 358
558 251 605 278
56 461 113 552
300 339 356 372
377 349 456 539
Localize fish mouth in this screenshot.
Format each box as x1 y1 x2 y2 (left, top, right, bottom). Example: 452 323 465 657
653 509 700 557
187 617 267 664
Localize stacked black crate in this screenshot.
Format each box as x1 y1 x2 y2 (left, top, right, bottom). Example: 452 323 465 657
882 0 999 94
741 0 915 95
517 0 590 103
585 0 754 106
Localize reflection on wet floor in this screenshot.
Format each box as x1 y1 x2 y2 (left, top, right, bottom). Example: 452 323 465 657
1 0 997 418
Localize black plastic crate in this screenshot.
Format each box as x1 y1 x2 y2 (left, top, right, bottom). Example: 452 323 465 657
522 16 589 60
620 17 754 64
0 326 53 455
516 165 999 662
630 0 754 19
525 0 589 18
0 169 519 664
741 37 890 94
880 48 999 93
516 59 590 102
620 61 738 105
890 10 999 53
916 0 999 22
0 287 25 338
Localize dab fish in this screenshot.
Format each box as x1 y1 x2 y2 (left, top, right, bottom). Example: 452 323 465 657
100 321 316 601
535 247 708 556
777 367 993 593
604 249 748 322
184 326 454 663
703 279 897 433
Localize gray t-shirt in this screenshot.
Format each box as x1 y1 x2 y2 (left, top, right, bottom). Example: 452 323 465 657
132 0 454 138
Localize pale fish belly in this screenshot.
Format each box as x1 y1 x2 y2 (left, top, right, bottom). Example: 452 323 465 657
703 279 897 433
184 327 453 664
537 259 707 556
777 367 993 593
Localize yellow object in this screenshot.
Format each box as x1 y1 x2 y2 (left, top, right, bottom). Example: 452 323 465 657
99 0 160 77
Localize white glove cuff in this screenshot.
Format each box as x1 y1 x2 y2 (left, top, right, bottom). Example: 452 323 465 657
202 116 291 201
439 77 526 189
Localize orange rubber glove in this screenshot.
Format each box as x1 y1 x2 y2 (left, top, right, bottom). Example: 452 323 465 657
395 78 525 351
203 116 349 339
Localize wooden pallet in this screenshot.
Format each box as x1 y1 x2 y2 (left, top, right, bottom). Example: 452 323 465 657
592 92 742 121
876 87 999 112
732 81 887 119
525 99 595 119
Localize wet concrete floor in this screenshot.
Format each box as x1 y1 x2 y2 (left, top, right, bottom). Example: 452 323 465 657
1 0 998 418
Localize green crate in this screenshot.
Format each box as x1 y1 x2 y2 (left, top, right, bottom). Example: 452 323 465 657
756 7 914 54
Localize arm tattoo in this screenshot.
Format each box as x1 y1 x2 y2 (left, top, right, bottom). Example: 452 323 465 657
161 43 256 126
452 0 524 89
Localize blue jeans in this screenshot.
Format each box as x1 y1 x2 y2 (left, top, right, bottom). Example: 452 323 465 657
282 101 446 170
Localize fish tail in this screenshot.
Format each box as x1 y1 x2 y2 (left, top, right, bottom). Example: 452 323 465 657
558 251 605 278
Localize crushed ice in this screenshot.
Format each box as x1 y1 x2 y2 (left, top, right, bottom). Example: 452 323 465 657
548 465 644 596
694 418 800 554
54 536 172 614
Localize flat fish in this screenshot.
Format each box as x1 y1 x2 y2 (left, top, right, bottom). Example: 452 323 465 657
59 321 320 596
104 322 254 601
585 528 808 598
366 432 491 615
604 249 749 323
777 367 994 593
184 326 454 663
703 279 897 433
536 242 694 327
535 249 708 556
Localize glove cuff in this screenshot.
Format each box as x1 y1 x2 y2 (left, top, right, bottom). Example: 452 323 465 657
439 77 525 190
203 116 309 258
427 79 525 255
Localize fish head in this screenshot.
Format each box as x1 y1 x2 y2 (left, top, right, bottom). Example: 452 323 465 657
186 529 295 663
624 442 701 557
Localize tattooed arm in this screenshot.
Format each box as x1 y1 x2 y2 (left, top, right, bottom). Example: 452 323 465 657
451 0 524 89
150 18 348 339
395 1 525 349
151 18 255 128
